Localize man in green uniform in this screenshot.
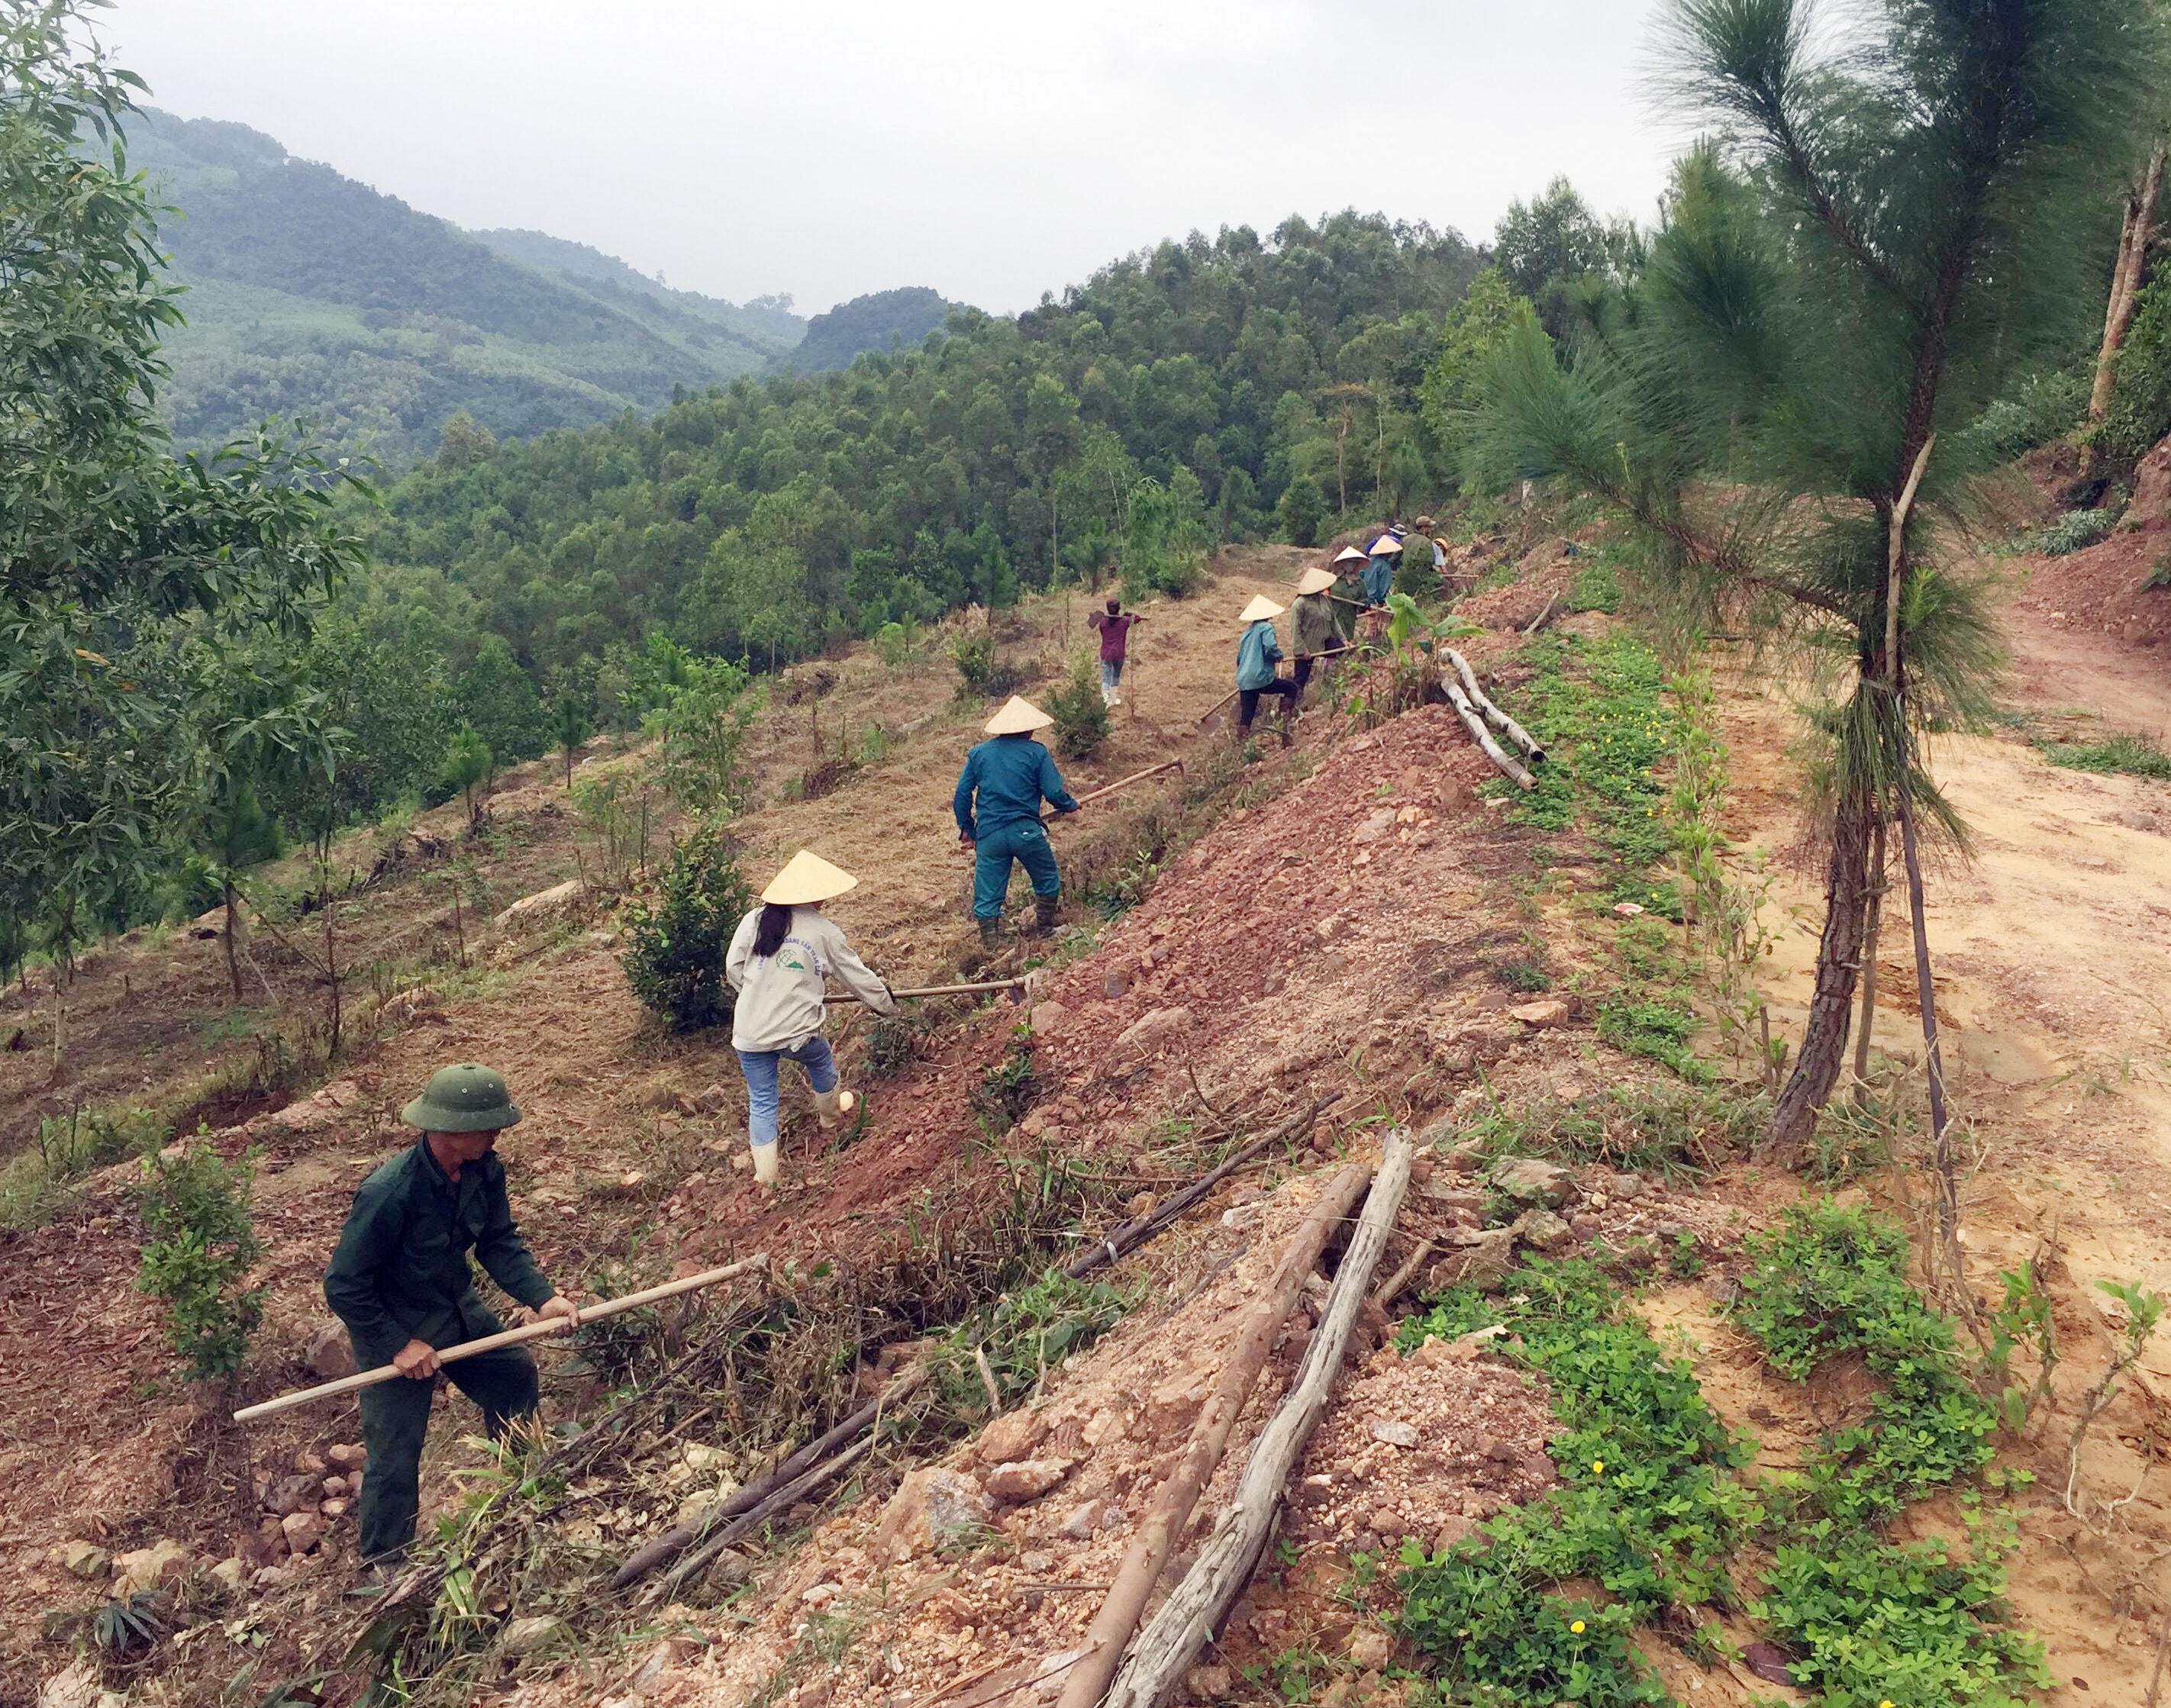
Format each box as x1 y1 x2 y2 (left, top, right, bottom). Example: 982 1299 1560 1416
1289 565 1352 701
324 1063 577 1567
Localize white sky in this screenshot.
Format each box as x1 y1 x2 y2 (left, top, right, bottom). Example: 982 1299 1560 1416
104 0 1676 317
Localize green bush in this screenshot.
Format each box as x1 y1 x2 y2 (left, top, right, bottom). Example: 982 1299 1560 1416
1276 477 1327 546
137 1141 266 1381
950 628 1024 701
2103 278 2171 459
2011 506 2115 556
1045 653 1111 759
622 823 755 1032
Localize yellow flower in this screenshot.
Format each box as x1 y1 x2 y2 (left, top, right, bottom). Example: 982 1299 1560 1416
1570 1620 1586 1635
1592 1458 1605 1474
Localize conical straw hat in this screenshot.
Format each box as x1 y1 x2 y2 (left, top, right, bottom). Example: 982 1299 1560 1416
1296 567 1338 596
1368 533 1401 556
1239 595 1286 624
761 849 859 906
983 694 1053 736
1332 545 1369 565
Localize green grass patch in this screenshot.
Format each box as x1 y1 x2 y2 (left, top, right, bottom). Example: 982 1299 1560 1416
1453 1082 1763 1176
1396 1260 1758 1706
1501 632 1678 911
1392 1207 2041 1708
1595 993 1710 1082
2036 729 2171 780
1565 561 1622 614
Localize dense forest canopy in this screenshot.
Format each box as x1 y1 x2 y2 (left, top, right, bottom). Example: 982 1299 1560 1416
789 286 952 372
334 213 1486 791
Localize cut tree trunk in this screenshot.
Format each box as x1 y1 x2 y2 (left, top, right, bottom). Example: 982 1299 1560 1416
223 876 244 1004
1101 1132 1415 1708
1852 816 1886 1091
1768 778 1874 1149
2088 139 2167 459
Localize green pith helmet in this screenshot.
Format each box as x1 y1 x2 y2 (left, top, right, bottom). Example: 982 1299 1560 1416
402 1063 522 1133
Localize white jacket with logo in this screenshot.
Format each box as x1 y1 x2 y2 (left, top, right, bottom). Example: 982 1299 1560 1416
724 905 898 1053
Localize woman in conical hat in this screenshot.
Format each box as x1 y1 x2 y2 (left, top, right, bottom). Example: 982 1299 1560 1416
1290 567 1351 700
724 850 898 1188
1233 595 1298 746
954 697 1080 949
1360 534 1398 607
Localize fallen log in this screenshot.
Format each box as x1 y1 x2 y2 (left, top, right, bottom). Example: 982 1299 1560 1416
611 1361 925 1589
1052 1161 1375 1708
1063 1095 1340 1281
1441 647 1546 764
1444 682 1536 792
233 1256 769 1423
1102 1130 1415 1708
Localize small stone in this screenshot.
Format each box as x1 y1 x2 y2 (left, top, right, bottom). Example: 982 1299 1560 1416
695 1084 729 1113
1369 1420 1420 1449
1369 1507 1405 1538
293 1450 327 1476
1117 1006 1195 1055
320 1498 350 1520
250 1565 293 1590
1486 1439 1520 1464
1569 1213 1604 1241
210 1557 247 1594
280 1511 324 1555
305 1320 356 1380
1512 1208 1573 1252
111 1538 191 1597
326 1442 367 1471
983 1459 1070 1503
1126 1191 1158 1220
1431 1516 1475 1552
1489 1155 1573 1207
502 1614 572 1657
1437 1229 1516 1290
923 1468 993 1548
976 1408 1049 1465
1103 969 1131 1001
1057 1501 1101 1540
56 1540 108 1579
1347 1628 1393 1668
1508 998 1569 1027
1020 1550 1055 1574
267 1473 321 1516
321 1474 348 1498
801 1581 840 1608
1184 1665 1233 1702
1030 1001 1073 1038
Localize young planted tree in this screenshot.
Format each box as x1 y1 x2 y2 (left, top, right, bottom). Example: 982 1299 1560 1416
1467 0 2165 1149
442 724 492 823
551 692 590 788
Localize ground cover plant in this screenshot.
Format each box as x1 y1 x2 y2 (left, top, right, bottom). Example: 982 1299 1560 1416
2036 730 2171 781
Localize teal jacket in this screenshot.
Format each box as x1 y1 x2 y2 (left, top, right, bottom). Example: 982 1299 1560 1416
1235 619 1284 690
953 734 1079 837
324 1139 552 1364
1361 555 1395 605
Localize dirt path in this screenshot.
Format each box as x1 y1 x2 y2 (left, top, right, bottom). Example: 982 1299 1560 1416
1724 573 2171 1697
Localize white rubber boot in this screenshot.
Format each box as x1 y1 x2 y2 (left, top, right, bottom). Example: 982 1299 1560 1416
813 1086 859 1131
750 1140 779 1186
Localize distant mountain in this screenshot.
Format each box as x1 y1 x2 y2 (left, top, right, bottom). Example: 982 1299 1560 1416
789 287 952 372
129 111 806 466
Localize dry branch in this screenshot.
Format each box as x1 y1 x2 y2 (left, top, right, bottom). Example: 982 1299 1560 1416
1051 1161 1373 1708
612 1360 925 1589
1102 1130 1415 1708
1063 1097 1338 1281
1441 648 1545 762
1444 683 1535 791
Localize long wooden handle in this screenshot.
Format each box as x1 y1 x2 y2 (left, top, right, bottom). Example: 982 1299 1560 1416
232 1256 769 1423
1044 759 1184 820
824 978 1023 1004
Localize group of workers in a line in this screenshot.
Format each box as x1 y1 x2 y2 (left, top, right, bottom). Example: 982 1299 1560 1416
318 523 1434 1573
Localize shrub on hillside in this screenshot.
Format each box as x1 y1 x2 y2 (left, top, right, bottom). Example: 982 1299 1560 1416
622 823 754 1032
950 628 1024 701
137 1141 265 1381
1276 477 1327 547
1046 653 1111 758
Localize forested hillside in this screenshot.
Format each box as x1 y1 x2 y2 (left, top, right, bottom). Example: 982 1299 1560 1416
133 111 804 462
331 214 1485 798
788 285 950 371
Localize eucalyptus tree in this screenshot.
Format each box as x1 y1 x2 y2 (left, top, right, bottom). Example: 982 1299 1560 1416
1466 0 2165 1146
2 0 363 974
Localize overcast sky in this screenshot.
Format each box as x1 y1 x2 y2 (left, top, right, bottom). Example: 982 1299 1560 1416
105 1 1676 317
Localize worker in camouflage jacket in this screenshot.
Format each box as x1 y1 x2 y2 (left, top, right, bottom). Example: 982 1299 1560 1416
324 1063 576 1567
1289 565 1351 698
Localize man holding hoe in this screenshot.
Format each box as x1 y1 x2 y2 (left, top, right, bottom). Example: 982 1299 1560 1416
325 1063 577 1570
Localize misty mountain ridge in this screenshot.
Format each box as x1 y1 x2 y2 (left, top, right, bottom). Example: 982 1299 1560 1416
129 110 961 466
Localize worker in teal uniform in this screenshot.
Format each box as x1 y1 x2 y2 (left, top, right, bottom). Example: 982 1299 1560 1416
953 695 1080 946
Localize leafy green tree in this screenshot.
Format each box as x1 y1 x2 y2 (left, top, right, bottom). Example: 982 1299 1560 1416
1385 440 1427 518
2 7 364 964
1468 0 2166 1145
621 821 754 1031
550 692 591 788
1276 475 1327 546
137 1143 265 1383
456 633 549 765
1418 269 1538 482
1046 651 1111 758
644 656 763 816
434 409 496 473
442 724 492 822
1493 177 1643 339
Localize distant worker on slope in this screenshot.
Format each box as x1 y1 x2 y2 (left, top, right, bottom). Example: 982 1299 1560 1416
1234 595 1298 744
725 851 898 1189
1361 532 1400 607
1290 566 1350 700
954 695 1080 947
1087 595 1144 707
324 1063 579 1572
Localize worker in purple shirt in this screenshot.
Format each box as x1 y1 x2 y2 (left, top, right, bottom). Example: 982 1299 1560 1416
1087 597 1144 707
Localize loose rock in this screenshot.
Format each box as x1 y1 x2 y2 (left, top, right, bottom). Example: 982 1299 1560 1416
502 1614 573 1657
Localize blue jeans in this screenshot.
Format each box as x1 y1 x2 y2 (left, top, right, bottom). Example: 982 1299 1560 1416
736 1035 838 1149
1099 658 1124 691
972 820 1061 919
